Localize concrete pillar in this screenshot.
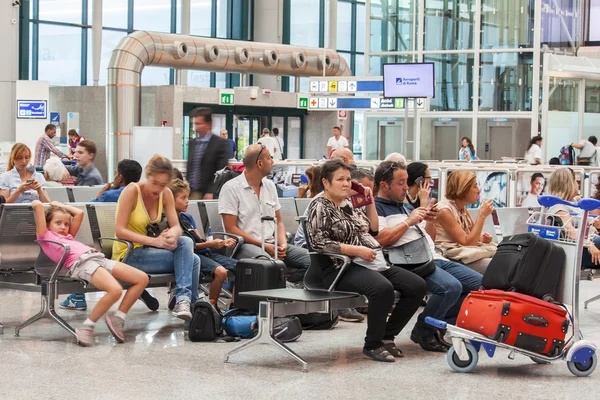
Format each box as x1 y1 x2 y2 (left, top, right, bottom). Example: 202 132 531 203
252 0 282 90
326 0 337 50
92 0 103 86
176 0 191 85
0 1 19 142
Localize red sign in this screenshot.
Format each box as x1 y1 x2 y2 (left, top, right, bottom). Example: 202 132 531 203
338 110 347 119
160 120 168 127
310 99 317 107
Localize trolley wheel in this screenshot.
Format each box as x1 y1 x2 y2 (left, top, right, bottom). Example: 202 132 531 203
447 343 479 373
530 357 550 365
567 354 597 377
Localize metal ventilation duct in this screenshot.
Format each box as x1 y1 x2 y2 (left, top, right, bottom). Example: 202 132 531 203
106 31 352 175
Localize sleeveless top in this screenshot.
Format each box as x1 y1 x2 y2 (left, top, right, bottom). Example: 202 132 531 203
434 199 474 247
112 183 163 261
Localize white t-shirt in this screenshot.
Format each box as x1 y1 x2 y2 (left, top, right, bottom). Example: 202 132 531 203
521 193 539 207
378 214 445 260
273 136 284 160
327 136 349 152
524 144 542 164
257 136 278 159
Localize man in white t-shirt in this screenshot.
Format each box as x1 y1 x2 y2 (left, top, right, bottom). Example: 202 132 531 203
272 127 284 161
521 173 545 207
257 128 279 160
326 126 349 157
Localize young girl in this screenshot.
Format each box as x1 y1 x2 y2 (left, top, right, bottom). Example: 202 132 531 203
169 179 237 306
32 200 149 346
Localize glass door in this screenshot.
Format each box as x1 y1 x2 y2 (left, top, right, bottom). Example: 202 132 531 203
234 115 260 160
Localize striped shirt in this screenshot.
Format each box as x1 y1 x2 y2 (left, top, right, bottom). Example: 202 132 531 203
35 134 66 168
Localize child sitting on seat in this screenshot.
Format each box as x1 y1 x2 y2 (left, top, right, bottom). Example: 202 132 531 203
169 179 237 307
32 200 149 346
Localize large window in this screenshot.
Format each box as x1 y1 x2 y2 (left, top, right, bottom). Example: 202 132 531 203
22 0 253 87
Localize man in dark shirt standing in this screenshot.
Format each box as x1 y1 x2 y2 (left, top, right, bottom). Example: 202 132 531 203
186 108 229 199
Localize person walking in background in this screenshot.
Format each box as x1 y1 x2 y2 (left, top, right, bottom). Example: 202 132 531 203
524 135 543 165
35 124 71 169
273 127 284 161
571 136 599 166
326 126 349 157
220 129 237 160
68 129 84 156
186 107 229 199
257 128 279 160
458 137 479 161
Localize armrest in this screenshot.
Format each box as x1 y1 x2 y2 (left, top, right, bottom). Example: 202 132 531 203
312 251 351 292
212 231 244 258
35 239 70 282
99 237 134 263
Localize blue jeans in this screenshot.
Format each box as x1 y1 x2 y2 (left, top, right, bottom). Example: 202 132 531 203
127 236 200 304
415 258 483 336
197 253 237 273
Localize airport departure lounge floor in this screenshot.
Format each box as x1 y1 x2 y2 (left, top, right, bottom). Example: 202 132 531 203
2 284 600 399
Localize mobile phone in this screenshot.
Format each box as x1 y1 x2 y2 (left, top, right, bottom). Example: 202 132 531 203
351 181 364 194
26 178 34 184
415 177 424 186
491 209 500 226
426 198 435 209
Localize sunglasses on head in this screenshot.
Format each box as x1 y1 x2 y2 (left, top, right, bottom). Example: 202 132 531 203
256 144 267 164
381 161 404 180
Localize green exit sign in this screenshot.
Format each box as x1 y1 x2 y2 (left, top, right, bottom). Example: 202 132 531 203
298 97 308 109
219 90 235 105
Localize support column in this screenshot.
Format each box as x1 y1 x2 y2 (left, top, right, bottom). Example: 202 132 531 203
540 54 550 161
471 0 482 157
578 79 585 142
327 0 338 50
531 0 542 136
92 0 103 86
252 0 283 90
176 0 191 85
0 1 20 141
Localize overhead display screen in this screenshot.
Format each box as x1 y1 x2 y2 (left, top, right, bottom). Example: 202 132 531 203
383 63 434 98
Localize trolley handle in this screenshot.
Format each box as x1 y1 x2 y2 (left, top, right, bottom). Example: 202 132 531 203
539 195 600 212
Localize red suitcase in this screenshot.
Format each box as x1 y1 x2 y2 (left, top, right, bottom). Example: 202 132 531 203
457 289 569 356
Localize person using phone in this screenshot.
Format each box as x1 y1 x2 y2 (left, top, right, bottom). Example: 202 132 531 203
0 143 50 204
405 162 433 209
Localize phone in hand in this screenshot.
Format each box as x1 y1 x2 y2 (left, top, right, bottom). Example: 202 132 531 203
491 209 500 226
26 178 35 184
350 181 373 208
415 177 424 186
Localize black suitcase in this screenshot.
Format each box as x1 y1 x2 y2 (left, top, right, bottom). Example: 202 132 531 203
234 216 286 312
482 233 565 300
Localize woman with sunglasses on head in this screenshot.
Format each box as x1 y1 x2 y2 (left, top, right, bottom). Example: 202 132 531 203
405 162 432 210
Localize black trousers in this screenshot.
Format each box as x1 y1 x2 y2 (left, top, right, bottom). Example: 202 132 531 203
324 264 427 350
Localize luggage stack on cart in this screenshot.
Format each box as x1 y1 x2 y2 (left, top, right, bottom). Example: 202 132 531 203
426 195 598 377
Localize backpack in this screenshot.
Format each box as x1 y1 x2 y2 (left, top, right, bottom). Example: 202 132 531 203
296 311 339 330
189 300 223 342
222 308 258 338
213 166 242 199
559 145 574 165
273 316 303 342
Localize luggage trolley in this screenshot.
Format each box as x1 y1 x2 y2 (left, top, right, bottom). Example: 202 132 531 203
425 195 598 377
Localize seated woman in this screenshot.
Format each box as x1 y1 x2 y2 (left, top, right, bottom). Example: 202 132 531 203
297 166 323 199
113 154 200 321
434 171 496 273
0 143 50 203
305 159 427 363
43 158 69 187
545 168 600 269
404 162 432 210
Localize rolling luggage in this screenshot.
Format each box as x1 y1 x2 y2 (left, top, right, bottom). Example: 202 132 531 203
481 233 565 300
234 216 286 313
457 289 569 356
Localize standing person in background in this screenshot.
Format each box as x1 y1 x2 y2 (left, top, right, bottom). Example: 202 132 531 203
571 136 599 166
186 107 229 200
66 140 103 186
68 129 84 156
458 137 479 161
35 124 71 169
524 135 543 165
220 129 237 160
257 128 279 160
326 126 349 157
273 128 284 160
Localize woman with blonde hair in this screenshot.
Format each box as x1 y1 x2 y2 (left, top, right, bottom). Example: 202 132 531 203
0 143 50 203
434 170 496 273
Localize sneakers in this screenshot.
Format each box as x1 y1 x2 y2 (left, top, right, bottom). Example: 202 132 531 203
410 329 448 353
105 313 125 343
339 308 365 323
139 290 159 311
76 326 95 346
363 346 395 362
167 289 176 311
172 300 192 321
60 294 87 311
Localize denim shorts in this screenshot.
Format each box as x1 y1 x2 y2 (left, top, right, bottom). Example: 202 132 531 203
68 251 116 282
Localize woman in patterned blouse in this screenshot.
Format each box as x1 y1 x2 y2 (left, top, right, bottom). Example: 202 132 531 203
306 159 426 363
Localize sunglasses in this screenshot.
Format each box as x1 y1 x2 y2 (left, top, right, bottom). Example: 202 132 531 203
256 144 267 164
381 162 404 180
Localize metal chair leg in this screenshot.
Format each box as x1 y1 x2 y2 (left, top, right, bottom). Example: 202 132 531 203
15 297 48 337
48 286 76 336
15 283 76 337
584 294 600 309
0 322 4 334
224 301 308 372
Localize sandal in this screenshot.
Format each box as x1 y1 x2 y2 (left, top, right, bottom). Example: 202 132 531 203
383 342 404 358
363 346 395 362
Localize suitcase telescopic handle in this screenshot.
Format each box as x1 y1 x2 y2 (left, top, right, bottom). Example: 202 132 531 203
260 216 278 260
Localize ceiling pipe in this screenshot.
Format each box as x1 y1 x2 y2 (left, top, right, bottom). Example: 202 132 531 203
106 31 352 176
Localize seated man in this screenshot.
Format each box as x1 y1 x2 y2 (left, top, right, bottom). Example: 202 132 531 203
521 173 545 207
373 161 483 352
219 144 310 282
66 140 103 186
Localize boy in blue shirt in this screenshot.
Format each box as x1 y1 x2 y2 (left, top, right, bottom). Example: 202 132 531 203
169 179 237 306
92 159 143 202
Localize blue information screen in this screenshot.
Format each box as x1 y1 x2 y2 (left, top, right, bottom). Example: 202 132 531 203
17 100 47 119
383 63 435 98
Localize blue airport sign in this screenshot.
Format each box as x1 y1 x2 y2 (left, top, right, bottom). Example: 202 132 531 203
17 100 47 119
50 112 60 127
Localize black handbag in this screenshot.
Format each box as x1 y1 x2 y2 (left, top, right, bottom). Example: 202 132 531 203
146 214 168 238
386 224 436 278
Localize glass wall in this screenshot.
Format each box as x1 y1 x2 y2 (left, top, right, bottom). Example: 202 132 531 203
22 0 253 87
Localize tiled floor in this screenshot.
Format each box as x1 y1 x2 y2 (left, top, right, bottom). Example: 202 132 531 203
2 282 600 399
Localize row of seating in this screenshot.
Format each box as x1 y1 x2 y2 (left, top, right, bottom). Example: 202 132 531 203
45 185 105 203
